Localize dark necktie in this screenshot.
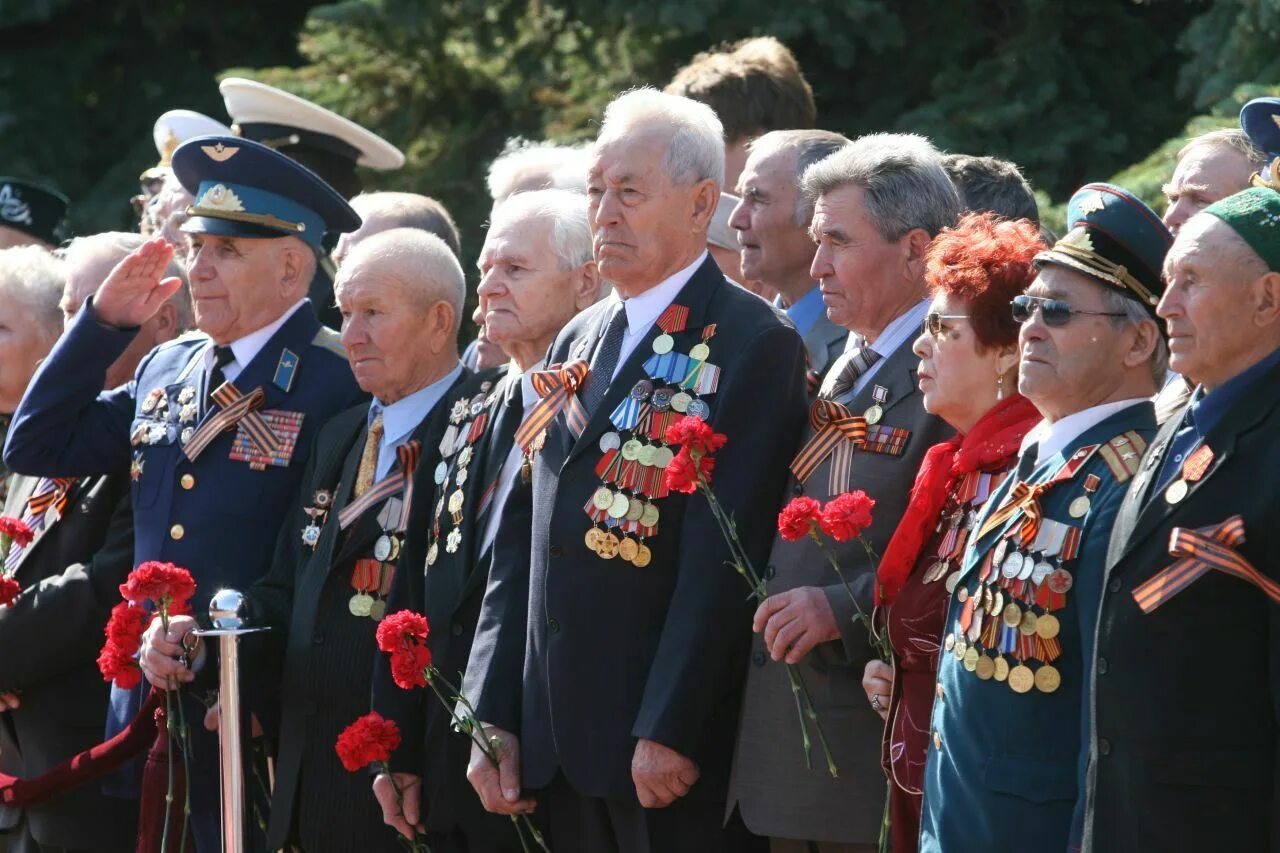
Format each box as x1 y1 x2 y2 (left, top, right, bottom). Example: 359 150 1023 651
824 340 882 400
205 345 235 409
580 303 628 415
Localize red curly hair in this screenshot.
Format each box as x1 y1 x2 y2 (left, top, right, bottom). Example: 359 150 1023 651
925 211 1044 350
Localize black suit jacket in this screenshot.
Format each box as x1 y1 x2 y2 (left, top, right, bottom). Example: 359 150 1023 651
466 255 808 802
249 370 467 852
0 474 137 851
1085 357 1280 852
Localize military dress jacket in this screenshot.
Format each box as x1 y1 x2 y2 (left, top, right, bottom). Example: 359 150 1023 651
465 254 809 803
0 474 136 852
727 330 952 844
1085 359 1280 853
919 403 1156 853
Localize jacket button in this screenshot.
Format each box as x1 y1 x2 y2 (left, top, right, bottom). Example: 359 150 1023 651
1108 577 1122 593
765 565 777 580
451 622 464 637
1096 657 1108 675
180 474 195 490
549 545 563 558
169 524 185 540
1098 737 1112 756
312 632 324 645
752 651 767 667
547 618 560 634
792 483 804 496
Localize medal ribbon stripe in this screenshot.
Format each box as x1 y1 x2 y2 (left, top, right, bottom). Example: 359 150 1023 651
212 383 281 455
515 360 590 452
789 399 867 485
182 385 267 461
863 424 910 457
338 440 422 531
1132 516 1280 613
26 476 76 519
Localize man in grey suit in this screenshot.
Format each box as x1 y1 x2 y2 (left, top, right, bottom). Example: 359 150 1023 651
730 130 851 393
727 134 959 852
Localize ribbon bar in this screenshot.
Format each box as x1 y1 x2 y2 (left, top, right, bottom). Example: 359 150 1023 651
338 440 422 531
789 400 867 494
515 360 590 452
182 383 267 461
1132 516 1280 613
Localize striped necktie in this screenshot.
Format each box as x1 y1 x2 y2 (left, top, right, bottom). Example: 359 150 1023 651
823 341 882 400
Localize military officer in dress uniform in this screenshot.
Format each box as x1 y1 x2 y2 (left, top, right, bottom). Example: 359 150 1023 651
1085 188 1280 851
371 189 601 852
4 134 365 852
464 89 808 852
0 179 68 251
136 110 232 228
919 183 1170 853
220 77 406 330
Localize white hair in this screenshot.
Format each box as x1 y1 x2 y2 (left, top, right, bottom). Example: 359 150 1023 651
336 227 465 335
0 246 65 341
1099 285 1170 385
486 138 591 202
489 189 594 272
596 87 726 188
58 232 193 329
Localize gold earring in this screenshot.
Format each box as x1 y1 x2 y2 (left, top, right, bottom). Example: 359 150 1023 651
997 372 1005 401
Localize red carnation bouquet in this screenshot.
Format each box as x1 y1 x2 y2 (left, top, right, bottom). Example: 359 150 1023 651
334 713 428 852
663 416 839 778
373 610 548 853
0 516 33 607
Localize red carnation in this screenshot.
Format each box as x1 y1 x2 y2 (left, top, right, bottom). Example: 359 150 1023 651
820 491 876 542
0 574 19 608
778 497 822 542
376 610 434 690
390 645 433 690
375 609 430 653
98 602 150 688
0 517 33 548
664 446 715 494
119 561 196 609
335 712 401 772
664 416 727 456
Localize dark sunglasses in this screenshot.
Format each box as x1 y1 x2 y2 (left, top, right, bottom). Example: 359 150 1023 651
1010 294 1126 327
923 312 970 338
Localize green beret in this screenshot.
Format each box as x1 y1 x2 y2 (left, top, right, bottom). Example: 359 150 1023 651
1202 187 1280 272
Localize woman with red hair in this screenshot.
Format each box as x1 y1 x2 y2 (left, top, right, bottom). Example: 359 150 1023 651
861 211 1044 851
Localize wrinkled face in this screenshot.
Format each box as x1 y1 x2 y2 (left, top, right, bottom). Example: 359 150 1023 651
1158 215 1261 388
913 292 1004 429
587 127 708 296
730 148 816 288
1017 265 1135 416
186 234 298 344
1162 144 1254 235
809 184 911 332
477 216 583 351
337 265 443 403
0 293 56 413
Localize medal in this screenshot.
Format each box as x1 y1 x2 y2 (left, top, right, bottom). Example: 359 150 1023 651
686 398 711 420
1034 665 1061 693
1008 664 1034 693
1002 602 1022 627
632 542 652 567
179 403 198 423
975 655 995 680
177 386 195 405
427 541 439 566
448 489 466 514
953 635 967 659
374 534 397 562
993 538 1009 568
349 593 374 617
585 528 603 550
446 527 462 554
621 439 643 460
434 460 448 485
181 427 194 444
1001 549 1023 579
369 599 387 621
993 656 1010 682
596 532 620 559
1047 568 1074 594
689 342 710 362
652 334 674 355
608 492 630 519
1018 552 1036 581
599 431 622 452
456 467 469 486
1035 613 1060 640
130 453 145 481
1164 478 1188 504
962 646 979 671
639 502 660 527
944 570 962 594
1018 610 1038 636
1068 473 1100 518
618 538 639 562
670 391 691 413
301 523 321 548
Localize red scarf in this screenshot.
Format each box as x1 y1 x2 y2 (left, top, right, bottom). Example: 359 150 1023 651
875 393 1041 605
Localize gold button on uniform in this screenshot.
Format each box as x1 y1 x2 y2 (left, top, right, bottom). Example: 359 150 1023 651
170 524 185 540
180 474 195 490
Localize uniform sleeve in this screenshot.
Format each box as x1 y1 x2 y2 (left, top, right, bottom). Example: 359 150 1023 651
3 298 141 478
631 323 808 758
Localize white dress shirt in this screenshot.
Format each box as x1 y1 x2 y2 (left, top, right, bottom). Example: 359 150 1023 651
833 299 930 398
609 251 707 381
201 298 309 382
1020 397 1150 466
368 362 464 481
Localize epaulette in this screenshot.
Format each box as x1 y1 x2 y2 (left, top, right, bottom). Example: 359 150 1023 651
155 329 211 351
311 326 346 358
1097 430 1149 483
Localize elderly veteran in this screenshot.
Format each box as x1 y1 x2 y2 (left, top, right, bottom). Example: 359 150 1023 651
1085 187 1280 852
371 189 601 852
333 191 463 266
919 183 1169 853
859 212 1044 852
5 134 365 852
726 133 957 853
463 88 807 852
0 234 189 853
730 130 851 394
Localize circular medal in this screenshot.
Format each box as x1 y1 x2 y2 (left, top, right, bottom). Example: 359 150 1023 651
689 342 710 362
863 404 884 425
632 543 653 567
944 571 962 594
1001 551 1023 579
448 490 466 514
1031 560 1053 586
639 503 660 528
585 528 603 550
608 492 631 519
1047 568 1074 594
181 427 194 444
427 542 439 566
369 599 387 621
1008 664 1034 694
926 560 948 583
1034 665 1061 694
597 532 621 559
1018 553 1036 581
388 537 401 561
652 334 675 355
956 586 969 603
975 655 995 681
943 633 956 651
621 439 643 461
651 388 673 412
314 490 333 508
953 636 967 659
993 656 1010 682
1035 613 1060 640
637 444 657 467
434 460 448 485
618 538 639 562
374 535 394 562
1002 602 1022 627
349 593 374 618
1018 610 1039 636
962 647 980 672
686 398 711 420
469 398 485 417
630 379 654 402
625 499 645 522
670 392 692 413
600 432 623 452
1068 496 1091 518
652 447 675 468
989 588 1004 615
1165 479 1189 504
592 487 614 511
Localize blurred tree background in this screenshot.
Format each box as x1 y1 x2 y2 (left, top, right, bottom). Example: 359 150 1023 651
5 0 1280 270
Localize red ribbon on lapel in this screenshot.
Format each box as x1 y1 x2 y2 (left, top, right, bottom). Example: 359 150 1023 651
514 360 590 452
1132 516 1280 613
789 399 867 493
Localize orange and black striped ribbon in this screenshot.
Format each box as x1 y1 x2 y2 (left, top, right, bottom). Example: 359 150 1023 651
27 477 76 519
514 360 590 453
182 384 268 461
1132 516 1280 613
338 440 422 531
976 480 1056 545
789 399 867 494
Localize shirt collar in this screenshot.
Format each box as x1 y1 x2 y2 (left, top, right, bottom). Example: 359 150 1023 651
370 362 464 449
614 251 707 335
215 298 309 373
1019 397 1150 465
518 358 545 409
782 285 825 337
1186 345 1280 438
868 299 930 358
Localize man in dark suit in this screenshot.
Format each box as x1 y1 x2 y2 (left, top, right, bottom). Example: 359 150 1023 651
1086 187 1280 852
0 232 190 853
728 129 851 396
6 135 365 852
727 133 959 852
463 89 808 852
371 189 602 852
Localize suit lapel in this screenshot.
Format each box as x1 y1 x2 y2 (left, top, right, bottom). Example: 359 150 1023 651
803 311 847 376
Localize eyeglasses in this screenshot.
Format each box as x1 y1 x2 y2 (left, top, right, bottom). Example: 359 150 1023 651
1010 294 1126 327
923 312 970 338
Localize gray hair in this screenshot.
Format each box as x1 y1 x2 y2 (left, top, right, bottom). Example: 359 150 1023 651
1100 286 1170 385
596 88 726 188
58 232 193 330
486 138 591 202
488 189 594 271
747 129 851 225
941 153 1040 223
0 246 65 342
350 192 462 259
801 132 961 240
1178 128 1267 171
335 227 465 336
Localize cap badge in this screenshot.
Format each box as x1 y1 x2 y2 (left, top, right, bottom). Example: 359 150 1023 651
201 143 240 162
0 185 33 226
199 184 245 213
1077 193 1107 215
1060 227 1094 253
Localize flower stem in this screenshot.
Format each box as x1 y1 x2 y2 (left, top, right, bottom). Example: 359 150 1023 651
812 535 892 661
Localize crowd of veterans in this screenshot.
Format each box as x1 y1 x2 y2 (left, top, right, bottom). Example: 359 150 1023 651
0 34 1275 853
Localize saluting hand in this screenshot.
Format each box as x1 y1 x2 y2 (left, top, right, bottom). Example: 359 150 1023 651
92 236 184 329
632 738 699 808
467 724 536 816
754 586 840 664
139 614 200 690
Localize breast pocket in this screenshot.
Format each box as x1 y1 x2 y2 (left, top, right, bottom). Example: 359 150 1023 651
130 418 178 510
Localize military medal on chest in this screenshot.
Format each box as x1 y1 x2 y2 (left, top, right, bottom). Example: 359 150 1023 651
1164 443 1213 505
300 488 334 550
924 468 1007 588
426 383 494 569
